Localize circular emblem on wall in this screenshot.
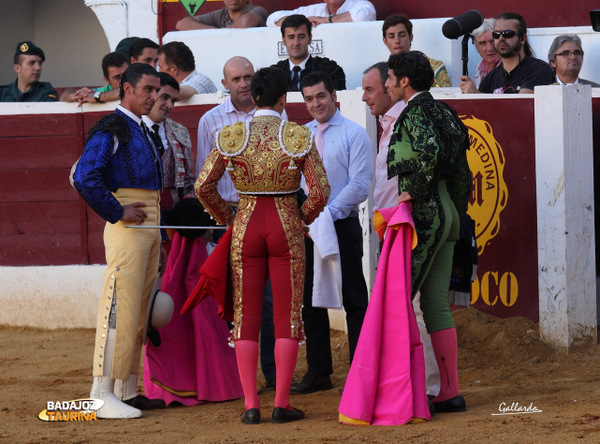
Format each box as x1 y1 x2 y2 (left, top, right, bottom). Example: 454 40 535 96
460 116 508 255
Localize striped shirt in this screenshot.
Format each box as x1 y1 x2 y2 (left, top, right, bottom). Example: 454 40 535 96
181 70 217 94
196 98 256 203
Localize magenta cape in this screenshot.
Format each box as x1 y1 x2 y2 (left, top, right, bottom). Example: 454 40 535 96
143 233 243 406
338 203 430 425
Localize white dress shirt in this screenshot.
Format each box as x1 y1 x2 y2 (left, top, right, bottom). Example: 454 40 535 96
141 116 167 148
266 0 376 27
373 101 404 210
306 109 373 221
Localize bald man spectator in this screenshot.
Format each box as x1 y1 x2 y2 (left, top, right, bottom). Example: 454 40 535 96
267 0 376 28
130 38 159 69
158 41 217 100
176 0 267 30
469 19 501 88
196 56 283 391
460 12 554 94
0 41 57 102
548 34 599 86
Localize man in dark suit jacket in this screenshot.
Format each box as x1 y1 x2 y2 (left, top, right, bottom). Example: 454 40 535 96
548 34 600 87
271 14 346 92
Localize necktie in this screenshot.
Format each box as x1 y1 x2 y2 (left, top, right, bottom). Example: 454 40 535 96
291 66 301 92
150 124 166 157
140 121 164 190
315 123 329 158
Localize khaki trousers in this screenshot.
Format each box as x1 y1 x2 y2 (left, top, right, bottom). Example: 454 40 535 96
92 188 161 379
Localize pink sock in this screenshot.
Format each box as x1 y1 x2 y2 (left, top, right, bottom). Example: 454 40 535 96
235 340 260 410
274 338 298 409
430 327 461 402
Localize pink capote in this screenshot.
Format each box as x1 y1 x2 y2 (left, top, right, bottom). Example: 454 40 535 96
338 203 430 425
143 233 243 406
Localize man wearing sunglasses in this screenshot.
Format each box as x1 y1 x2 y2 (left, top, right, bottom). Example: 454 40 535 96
460 12 553 94
547 35 599 87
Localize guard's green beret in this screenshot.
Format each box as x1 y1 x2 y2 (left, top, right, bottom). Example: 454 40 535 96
15 41 45 61
115 37 140 56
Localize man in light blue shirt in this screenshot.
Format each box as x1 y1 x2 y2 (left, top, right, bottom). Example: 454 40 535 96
292 70 373 394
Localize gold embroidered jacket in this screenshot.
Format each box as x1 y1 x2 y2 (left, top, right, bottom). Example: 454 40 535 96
195 115 330 225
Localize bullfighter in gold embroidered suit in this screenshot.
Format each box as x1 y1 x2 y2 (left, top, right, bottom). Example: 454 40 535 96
195 67 329 424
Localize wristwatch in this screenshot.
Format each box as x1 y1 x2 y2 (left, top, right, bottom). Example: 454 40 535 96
94 91 103 103
328 15 334 23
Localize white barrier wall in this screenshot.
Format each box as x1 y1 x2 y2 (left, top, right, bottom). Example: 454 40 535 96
168 22 600 90
535 85 597 349
165 19 462 91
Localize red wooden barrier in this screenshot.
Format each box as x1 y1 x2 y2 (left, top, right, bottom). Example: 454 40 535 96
446 98 538 322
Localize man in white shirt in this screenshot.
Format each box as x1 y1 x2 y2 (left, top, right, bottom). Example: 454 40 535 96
292 70 373 394
267 0 376 28
158 41 217 101
196 56 255 196
143 73 195 206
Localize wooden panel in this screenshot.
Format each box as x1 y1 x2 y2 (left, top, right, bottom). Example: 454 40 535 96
0 113 79 137
0 232 84 266
0 169 77 203
170 104 211 129
0 201 80 236
285 102 313 125
0 135 82 170
82 110 112 135
447 98 538 322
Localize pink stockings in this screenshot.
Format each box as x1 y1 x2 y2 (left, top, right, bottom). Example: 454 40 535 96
236 338 298 410
430 327 461 403
274 338 298 408
236 340 260 410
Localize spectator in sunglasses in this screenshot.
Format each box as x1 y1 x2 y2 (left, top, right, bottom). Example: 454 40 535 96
548 35 599 87
460 12 553 94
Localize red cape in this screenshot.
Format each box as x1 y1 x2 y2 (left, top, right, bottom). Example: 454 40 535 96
181 227 234 321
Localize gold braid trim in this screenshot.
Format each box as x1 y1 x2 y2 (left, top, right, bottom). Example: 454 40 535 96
195 147 233 225
230 196 256 341
274 195 306 341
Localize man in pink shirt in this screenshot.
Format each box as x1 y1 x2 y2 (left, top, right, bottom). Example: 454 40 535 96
361 62 404 211
361 62 440 404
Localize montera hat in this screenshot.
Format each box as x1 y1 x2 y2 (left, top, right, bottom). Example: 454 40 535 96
15 41 45 62
162 198 215 239
143 276 174 347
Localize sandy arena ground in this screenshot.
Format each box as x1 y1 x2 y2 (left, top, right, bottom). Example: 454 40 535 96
1 308 600 443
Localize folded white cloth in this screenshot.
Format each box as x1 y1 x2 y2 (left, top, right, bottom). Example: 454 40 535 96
308 208 342 309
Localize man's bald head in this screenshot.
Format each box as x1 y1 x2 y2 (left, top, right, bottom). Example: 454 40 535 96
222 56 255 111
223 56 254 81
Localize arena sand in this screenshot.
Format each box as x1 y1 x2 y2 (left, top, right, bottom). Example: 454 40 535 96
1 308 600 443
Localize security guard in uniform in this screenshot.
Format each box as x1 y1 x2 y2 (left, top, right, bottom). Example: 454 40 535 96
0 41 57 102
